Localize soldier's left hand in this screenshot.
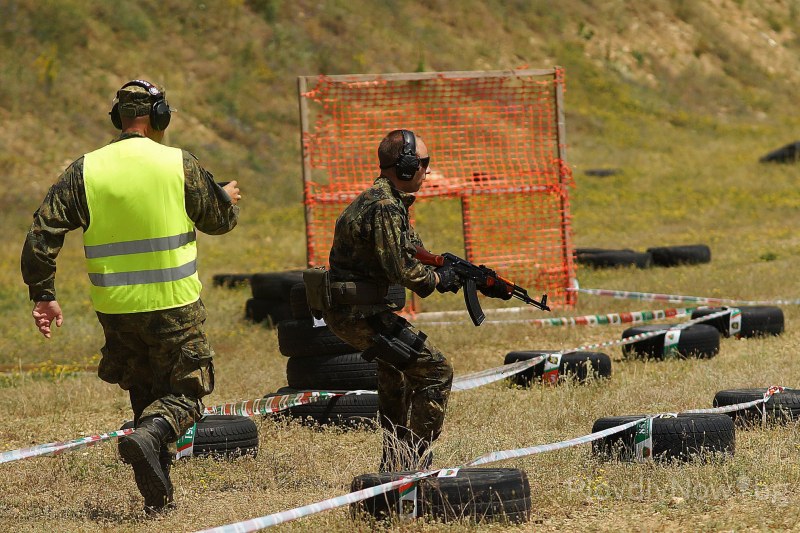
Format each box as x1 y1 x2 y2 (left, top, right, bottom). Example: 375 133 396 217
222 180 242 205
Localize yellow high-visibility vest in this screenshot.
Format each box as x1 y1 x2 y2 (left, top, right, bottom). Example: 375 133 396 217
82 137 201 313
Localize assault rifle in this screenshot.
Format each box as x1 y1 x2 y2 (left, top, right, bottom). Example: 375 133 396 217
414 246 550 326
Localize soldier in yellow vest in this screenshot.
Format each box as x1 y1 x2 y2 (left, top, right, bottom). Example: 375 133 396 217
20 80 241 514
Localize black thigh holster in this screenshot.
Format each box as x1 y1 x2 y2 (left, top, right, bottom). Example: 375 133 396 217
362 314 427 368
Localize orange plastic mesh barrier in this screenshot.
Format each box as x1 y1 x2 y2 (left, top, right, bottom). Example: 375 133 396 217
298 69 576 308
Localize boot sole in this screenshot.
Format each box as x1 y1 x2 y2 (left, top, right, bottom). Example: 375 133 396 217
118 436 172 510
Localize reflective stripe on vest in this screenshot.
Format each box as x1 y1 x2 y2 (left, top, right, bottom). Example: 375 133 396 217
82 137 201 314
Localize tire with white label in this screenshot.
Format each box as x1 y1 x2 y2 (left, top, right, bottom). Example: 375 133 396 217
351 468 531 524
713 388 800 424
286 352 378 390
503 350 611 386
591 413 734 462
263 387 378 428
621 323 720 359
691 306 784 338
277 319 358 357
121 415 258 459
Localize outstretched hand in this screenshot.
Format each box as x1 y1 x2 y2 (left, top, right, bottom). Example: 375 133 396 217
222 180 241 205
32 300 63 338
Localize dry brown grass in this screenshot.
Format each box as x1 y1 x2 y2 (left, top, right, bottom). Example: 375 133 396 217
3 1 800 530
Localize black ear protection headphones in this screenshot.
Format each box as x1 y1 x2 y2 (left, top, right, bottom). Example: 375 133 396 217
109 79 171 131
395 129 420 180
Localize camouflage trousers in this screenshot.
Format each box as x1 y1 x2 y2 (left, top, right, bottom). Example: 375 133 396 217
324 308 453 469
95 310 215 440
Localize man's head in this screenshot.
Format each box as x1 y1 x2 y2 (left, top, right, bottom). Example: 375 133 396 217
378 129 431 193
109 80 172 140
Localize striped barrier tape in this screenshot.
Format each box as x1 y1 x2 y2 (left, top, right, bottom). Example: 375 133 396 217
204 391 340 417
0 428 134 464
0 391 337 465
571 287 800 306
417 306 696 328
197 384 788 532
0 309 733 465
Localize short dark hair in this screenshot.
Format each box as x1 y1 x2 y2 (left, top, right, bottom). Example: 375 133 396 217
378 129 406 170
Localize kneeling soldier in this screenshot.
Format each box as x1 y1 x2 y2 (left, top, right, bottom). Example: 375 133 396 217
308 130 459 471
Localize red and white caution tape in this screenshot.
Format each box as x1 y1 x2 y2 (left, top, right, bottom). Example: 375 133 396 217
0 428 133 464
204 391 341 417
0 308 737 466
198 382 788 532
0 391 341 465
571 287 800 306
417 306 696 327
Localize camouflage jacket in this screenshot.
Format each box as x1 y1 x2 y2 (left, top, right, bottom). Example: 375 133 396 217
21 132 239 328
328 175 436 303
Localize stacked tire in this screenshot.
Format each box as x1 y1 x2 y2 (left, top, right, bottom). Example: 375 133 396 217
245 270 303 326
263 282 409 428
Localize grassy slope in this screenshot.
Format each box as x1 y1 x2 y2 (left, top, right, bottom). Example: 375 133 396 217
1 0 800 531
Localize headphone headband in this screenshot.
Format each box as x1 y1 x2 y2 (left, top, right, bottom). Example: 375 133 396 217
109 79 171 131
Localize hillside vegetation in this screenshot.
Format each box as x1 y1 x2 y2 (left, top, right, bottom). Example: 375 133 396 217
2 1 800 531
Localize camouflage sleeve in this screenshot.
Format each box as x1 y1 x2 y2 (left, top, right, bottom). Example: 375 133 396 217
183 151 239 235
407 224 425 248
372 203 436 297
21 157 89 301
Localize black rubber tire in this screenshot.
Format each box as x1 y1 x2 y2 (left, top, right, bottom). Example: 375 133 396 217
251 270 304 300
621 323 720 359
264 387 378 428
277 319 358 357
691 306 784 338
759 141 800 164
289 282 408 320
503 350 611 386
576 250 652 269
212 273 251 288
120 415 259 459
646 244 711 267
713 388 800 425
192 415 259 458
244 298 293 327
583 168 621 177
289 282 312 320
575 247 634 255
351 468 531 524
591 413 735 462
286 352 378 390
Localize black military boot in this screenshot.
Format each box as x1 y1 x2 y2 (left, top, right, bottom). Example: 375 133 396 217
159 444 175 498
118 416 175 513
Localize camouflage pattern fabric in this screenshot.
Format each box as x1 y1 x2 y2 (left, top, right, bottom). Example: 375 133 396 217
324 308 453 469
97 302 213 437
20 131 237 440
328 176 436 316
325 175 452 469
116 83 161 118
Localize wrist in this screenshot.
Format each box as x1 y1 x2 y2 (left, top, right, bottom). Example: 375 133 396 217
33 294 56 302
